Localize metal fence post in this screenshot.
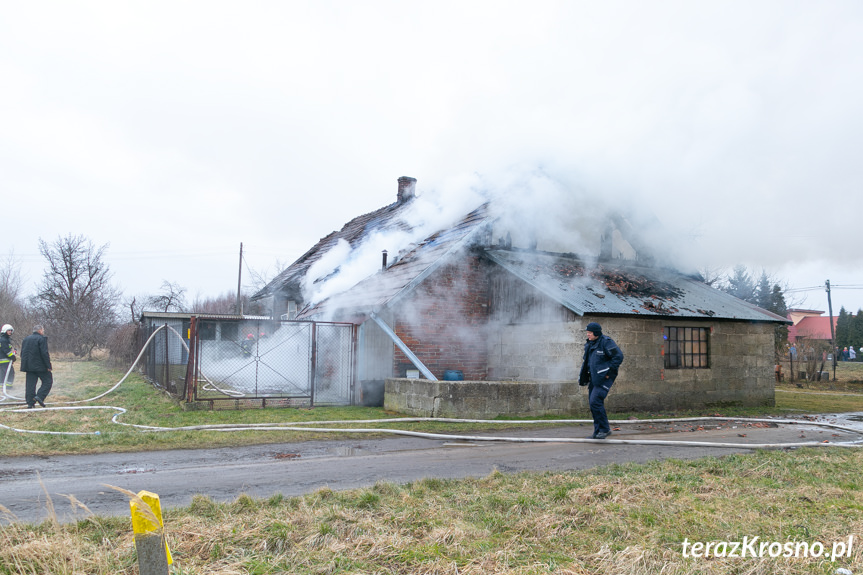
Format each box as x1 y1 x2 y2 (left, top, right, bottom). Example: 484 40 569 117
186 316 198 403
310 322 317 406
163 323 169 391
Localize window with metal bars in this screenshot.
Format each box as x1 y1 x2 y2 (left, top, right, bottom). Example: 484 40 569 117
664 326 709 368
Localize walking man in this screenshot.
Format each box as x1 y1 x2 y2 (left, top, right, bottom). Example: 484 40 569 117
0 324 15 386
20 324 53 408
578 322 624 439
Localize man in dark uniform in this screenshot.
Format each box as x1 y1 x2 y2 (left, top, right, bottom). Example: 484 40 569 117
578 322 624 439
20 324 53 408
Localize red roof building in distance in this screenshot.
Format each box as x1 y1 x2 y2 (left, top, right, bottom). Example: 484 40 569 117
787 308 837 342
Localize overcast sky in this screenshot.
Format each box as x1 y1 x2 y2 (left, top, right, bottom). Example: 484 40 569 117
2 1 862 315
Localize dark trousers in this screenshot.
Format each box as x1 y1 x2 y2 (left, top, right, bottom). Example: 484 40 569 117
25 371 53 406
588 385 610 436
1 362 13 384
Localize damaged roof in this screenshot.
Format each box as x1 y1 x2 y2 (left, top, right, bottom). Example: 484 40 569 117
485 249 789 323
252 194 416 302
296 203 491 319
255 176 785 325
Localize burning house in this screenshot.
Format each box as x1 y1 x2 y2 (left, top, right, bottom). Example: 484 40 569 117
252 176 788 417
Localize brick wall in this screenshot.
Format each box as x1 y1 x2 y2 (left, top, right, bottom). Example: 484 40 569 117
392 254 490 380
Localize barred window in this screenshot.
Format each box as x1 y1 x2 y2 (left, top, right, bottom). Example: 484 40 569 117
664 327 709 369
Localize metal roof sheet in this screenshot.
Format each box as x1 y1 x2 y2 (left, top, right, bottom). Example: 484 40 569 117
140 311 272 321
484 249 789 323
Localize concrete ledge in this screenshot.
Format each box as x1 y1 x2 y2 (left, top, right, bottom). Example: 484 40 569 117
385 378 588 418
384 378 775 418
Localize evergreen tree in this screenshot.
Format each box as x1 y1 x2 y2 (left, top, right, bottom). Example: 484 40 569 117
835 307 852 349
720 266 791 356
756 271 772 310
725 265 756 304
769 284 789 353
853 309 863 349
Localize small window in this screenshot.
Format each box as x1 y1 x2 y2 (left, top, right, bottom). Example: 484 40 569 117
220 322 238 341
198 321 217 341
664 327 709 369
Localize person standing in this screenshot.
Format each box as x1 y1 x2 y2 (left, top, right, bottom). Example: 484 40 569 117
851 346 857 362
0 324 16 386
20 324 53 408
578 322 624 439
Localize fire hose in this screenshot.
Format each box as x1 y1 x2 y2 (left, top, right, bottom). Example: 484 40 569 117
1 326 863 449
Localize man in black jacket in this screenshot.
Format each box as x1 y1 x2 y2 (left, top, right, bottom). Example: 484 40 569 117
20 324 53 409
578 322 624 439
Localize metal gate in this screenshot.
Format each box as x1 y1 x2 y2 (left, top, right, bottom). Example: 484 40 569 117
186 317 357 408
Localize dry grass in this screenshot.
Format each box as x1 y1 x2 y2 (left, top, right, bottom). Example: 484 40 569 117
3 449 863 574
4 361 863 573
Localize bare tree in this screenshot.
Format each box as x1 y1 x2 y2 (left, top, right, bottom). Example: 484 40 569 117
33 234 121 358
147 280 187 313
1 251 30 331
696 265 726 287
189 290 243 314
123 294 143 325
246 258 290 293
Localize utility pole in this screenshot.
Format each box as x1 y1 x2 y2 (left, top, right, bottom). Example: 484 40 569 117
236 242 243 315
826 279 836 381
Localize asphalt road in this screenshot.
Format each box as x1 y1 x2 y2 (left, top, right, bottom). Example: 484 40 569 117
0 421 858 525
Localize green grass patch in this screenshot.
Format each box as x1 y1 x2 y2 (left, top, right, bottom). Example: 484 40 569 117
5 361 863 573
3 359 863 458
8 449 857 574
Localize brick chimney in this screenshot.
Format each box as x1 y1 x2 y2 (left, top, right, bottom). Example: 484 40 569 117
397 176 417 203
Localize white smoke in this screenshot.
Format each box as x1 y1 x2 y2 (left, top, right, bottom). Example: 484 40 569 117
300 167 700 316
301 175 488 307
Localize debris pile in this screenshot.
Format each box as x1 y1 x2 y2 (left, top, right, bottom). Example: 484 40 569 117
593 266 683 299
527 258 689 315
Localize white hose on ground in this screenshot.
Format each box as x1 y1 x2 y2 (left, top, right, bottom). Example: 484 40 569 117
1 324 863 449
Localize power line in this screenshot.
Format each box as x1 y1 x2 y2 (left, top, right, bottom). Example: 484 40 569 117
786 285 863 293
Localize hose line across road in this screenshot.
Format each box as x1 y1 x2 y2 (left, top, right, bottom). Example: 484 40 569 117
1 324 862 524
1 416 861 525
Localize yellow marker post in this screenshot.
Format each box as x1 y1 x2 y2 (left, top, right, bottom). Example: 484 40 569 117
130 490 172 575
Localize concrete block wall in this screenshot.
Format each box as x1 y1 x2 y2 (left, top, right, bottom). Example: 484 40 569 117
385 377 588 418
566 317 775 412
386 316 775 418
487 322 582 381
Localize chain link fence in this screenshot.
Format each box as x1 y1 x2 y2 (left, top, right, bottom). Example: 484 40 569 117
189 318 356 408
140 318 189 398
140 316 357 409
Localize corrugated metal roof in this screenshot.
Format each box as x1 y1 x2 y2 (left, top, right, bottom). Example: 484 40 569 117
140 311 272 321
485 249 789 323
